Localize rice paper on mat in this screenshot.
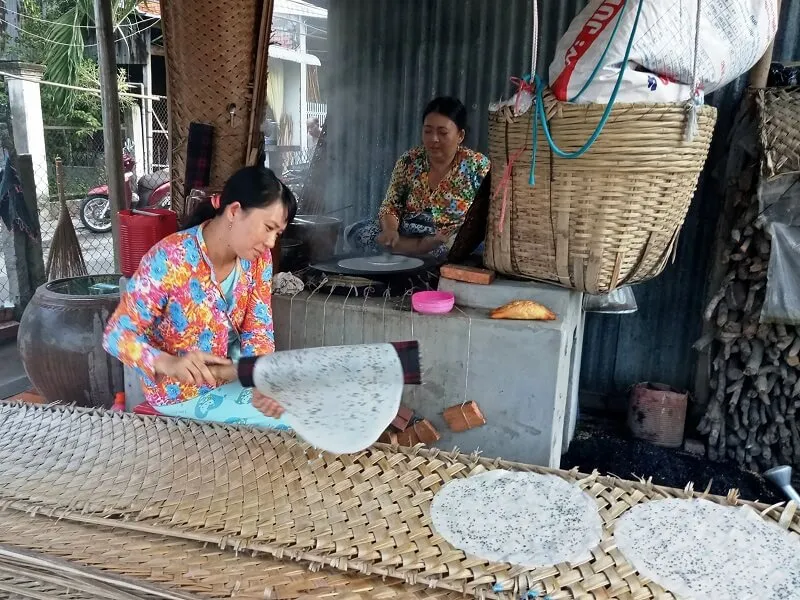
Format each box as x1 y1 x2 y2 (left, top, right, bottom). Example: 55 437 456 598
614 498 800 600
430 470 603 568
244 343 404 454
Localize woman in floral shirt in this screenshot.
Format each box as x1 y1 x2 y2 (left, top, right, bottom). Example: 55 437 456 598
103 166 294 427
346 97 490 260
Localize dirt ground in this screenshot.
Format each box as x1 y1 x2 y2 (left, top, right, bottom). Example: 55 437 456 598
560 413 783 503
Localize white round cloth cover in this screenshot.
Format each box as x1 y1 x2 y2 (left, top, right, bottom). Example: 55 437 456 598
251 344 403 454
614 498 800 600
430 470 603 567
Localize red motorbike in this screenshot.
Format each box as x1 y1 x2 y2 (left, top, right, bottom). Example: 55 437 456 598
79 153 171 234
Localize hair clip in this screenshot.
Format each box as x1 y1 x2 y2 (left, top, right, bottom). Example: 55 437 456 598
210 193 221 210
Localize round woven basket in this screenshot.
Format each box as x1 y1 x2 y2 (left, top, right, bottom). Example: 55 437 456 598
485 90 717 294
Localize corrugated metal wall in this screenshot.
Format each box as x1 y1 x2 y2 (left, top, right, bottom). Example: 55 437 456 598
323 0 800 398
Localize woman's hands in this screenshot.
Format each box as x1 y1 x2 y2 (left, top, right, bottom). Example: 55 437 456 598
252 390 284 418
376 227 400 248
154 352 232 387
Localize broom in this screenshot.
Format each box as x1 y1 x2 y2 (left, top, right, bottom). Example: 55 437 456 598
46 157 87 280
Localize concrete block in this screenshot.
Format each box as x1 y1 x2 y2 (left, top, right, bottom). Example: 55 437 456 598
438 276 582 319
437 276 585 451
273 291 581 468
123 364 146 411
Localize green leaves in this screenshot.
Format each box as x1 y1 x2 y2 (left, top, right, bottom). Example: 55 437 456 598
42 0 140 108
43 0 91 108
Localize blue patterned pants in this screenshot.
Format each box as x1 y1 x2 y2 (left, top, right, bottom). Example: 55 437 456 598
156 381 291 430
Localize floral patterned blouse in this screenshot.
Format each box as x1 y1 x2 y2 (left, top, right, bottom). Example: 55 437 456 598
378 146 490 236
103 225 275 407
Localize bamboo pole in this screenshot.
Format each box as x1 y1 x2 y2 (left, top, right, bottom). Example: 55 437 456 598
749 0 782 88
94 0 126 271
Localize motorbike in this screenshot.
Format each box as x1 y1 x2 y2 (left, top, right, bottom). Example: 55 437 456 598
79 153 171 234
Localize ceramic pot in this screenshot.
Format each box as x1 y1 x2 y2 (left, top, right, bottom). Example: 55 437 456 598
18 274 124 407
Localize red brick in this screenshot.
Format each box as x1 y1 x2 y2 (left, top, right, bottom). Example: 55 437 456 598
440 264 496 285
443 401 486 433
395 428 419 447
379 430 399 445
391 405 414 431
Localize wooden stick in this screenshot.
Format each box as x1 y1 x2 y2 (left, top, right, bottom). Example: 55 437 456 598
748 0 782 88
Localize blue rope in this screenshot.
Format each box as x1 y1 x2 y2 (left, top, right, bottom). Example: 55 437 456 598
528 0 645 185
569 0 630 103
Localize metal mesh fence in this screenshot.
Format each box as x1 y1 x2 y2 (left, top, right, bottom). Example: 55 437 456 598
0 127 119 305
265 147 313 197
151 97 169 172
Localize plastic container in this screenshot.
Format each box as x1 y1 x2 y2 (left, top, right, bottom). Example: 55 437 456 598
111 392 126 412
412 291 455 314
119 208 178 278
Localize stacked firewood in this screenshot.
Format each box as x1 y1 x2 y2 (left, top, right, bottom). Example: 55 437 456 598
697 164 800 471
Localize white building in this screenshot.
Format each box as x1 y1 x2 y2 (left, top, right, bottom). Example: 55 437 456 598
268 0 327 152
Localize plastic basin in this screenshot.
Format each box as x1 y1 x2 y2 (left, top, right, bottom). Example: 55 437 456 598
412 291 455 314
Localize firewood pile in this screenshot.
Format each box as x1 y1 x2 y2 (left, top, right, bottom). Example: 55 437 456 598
696 95 800 472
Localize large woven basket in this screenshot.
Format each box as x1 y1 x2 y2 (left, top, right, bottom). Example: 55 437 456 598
485 91 717 293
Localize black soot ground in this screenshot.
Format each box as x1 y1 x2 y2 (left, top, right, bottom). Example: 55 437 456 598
561 414 783 503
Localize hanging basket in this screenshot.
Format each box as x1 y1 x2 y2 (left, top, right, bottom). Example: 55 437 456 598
485 90 717 294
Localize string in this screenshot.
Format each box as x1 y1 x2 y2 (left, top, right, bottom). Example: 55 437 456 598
287 289 297 350
452 305 473 405
321 285 336 346
340 285 356 346
530 0 538 78
302 279 326 349
361 291 368 345
684 0 703 142
381 288 391 345
495 144 528 232
407 290 418 406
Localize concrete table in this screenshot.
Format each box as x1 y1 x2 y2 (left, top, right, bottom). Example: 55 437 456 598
273 281 583 468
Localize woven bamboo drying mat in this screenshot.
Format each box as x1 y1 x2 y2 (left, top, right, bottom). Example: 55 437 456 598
0 509 459 600
0 571 127 600
758 86 800 178
0 404 797 600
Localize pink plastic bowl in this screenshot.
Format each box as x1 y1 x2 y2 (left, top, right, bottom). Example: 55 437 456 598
412 291 455 314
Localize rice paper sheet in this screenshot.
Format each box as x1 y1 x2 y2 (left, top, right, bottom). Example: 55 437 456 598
250 344 403 454
430 470 603 568
614 498 800 599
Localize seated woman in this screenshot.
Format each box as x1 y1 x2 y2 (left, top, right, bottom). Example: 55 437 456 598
346 96 490 260
103 166 291 427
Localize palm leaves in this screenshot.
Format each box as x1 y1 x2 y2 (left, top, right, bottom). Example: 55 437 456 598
43 0 139 107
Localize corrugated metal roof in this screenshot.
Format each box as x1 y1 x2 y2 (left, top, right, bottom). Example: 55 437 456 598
322 0 800 397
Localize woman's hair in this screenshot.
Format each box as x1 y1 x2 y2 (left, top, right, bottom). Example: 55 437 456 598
422 96 468 131
183 166 297 230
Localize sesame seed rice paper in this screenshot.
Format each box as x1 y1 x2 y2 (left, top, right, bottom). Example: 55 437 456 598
614 498 800 600
248 344 403 455
430 470 603 568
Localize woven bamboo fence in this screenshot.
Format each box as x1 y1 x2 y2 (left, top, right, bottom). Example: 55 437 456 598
758 86 800 179
0 404 798 599
160 0 273 217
